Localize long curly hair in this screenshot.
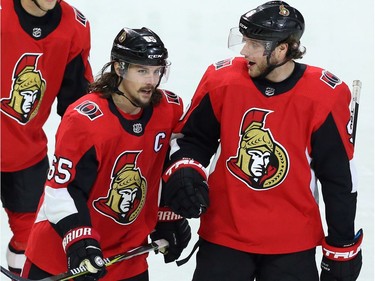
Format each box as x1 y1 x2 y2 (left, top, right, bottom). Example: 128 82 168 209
283 37 306 60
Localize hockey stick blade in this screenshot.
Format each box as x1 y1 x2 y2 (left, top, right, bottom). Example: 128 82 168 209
0 239 168 281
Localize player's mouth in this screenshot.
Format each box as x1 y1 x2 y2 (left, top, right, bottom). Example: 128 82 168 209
248 61 256 67
139 88 153 96
246 61 257 71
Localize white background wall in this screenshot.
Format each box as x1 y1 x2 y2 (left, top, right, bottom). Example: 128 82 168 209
1 0 374 280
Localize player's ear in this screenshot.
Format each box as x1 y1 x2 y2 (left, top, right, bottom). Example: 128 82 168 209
114 61 126 77
276 43 288 58
279 42 289 52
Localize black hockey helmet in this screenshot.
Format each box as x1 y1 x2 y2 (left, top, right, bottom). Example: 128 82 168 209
239 1 305 43
111 27 169 66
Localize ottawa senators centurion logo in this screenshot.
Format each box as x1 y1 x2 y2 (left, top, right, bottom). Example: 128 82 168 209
93 151 146 224
227 108 289 190
1 53 46 124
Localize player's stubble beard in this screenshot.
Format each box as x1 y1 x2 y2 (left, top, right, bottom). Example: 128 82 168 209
248 53 282 79
132 86 156 108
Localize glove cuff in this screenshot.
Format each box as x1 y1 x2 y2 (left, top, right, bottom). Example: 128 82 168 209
158 207 183 222
163 158 207 182
322 229 363 261
62 227 100 252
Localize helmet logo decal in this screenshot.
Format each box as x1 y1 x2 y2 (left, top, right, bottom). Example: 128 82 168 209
93 151 147 224
118 31 127 43
74 100 103 120
143 36 157 43
320 70 342 89
148 54 163 59
1 53 46 125
245 9 257 18
227 108 289 190
264 41 272 51
239 22 248 31
279 5 290 16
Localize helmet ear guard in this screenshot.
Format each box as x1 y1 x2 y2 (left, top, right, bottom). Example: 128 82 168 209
116 61 127 77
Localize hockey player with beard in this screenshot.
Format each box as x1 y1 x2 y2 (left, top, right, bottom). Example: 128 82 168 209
22 27 191 281
1 0 93 276
162 1 363 281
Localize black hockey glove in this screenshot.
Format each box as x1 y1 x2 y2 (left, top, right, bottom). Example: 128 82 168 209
320 229 363 281
150 208 191 263
63 227 107 281
163 159 209 218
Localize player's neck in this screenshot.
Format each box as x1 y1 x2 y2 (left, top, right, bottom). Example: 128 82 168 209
21 0 47 17
266 60 295 83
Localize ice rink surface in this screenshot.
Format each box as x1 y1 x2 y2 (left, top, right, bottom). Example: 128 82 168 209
1 0 374 280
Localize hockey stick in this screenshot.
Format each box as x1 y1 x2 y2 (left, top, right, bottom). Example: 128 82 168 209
0 239 168 281
350 80 362 146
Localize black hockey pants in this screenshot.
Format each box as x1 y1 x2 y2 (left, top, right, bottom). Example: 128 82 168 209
192 239 319 281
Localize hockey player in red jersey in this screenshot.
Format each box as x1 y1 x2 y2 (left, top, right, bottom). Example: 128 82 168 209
22 27 191 281
1 0 93 275
162 2 363 281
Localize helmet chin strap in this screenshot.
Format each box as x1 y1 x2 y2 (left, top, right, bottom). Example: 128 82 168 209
31 0 60 12
257 39 293 80
257 56 290 79
115 89 141 108
114 74 141 108
31 0 48 12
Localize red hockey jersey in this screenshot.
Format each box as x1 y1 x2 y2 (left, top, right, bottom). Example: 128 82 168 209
170 57 357 254
26 90 183 279
1 0 93 171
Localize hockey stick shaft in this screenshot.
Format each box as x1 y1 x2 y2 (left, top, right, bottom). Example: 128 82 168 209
0 239 168 281
350 80 362 146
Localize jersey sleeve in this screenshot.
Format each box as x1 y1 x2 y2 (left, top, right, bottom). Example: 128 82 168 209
311 81 357 244
44 109 98 236
56 5 93 116
170 66 221 167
